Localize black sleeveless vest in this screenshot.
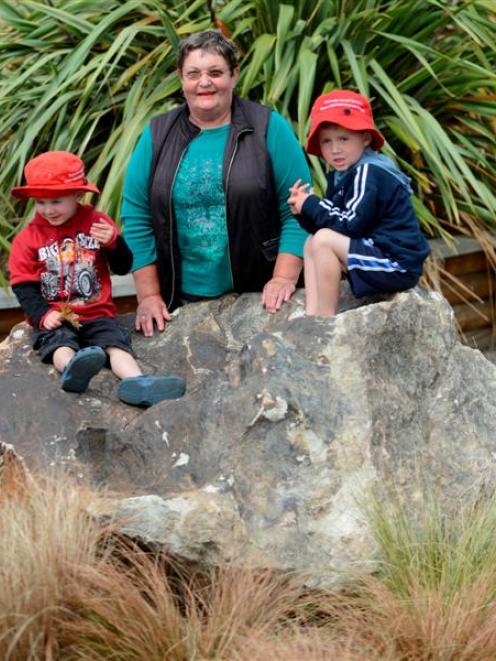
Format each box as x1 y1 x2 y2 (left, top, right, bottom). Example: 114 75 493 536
149 96 280 310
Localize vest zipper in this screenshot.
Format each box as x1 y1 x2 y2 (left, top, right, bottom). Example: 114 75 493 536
225 128 250 289
167 148 188 309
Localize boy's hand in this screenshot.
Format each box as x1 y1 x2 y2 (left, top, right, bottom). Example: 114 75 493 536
90 219 116 246
41 309 62 330
288 179 312 215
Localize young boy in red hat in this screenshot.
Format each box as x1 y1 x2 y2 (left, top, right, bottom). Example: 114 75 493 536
9 150 185 406
288 90 430 316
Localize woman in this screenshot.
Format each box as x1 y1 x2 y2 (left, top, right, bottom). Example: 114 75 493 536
121 30 311 337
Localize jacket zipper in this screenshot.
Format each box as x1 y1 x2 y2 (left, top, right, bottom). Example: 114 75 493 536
167 148 188 309
225 128 250 290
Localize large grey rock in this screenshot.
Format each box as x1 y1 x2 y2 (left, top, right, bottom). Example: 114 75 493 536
1 284 496 587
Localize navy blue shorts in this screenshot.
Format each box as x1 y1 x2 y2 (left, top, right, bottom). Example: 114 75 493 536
33 317 134 364
347 238 419 298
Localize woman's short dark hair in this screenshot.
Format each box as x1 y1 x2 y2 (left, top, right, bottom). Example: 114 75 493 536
177 30 238 74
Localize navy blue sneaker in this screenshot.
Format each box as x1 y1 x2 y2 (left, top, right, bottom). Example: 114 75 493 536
118 375 186 407
60 346 106 393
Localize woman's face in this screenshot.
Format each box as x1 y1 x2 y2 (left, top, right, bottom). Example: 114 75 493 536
180 49 239 123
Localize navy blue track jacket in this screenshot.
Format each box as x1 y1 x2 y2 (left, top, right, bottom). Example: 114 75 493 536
299 159 430 276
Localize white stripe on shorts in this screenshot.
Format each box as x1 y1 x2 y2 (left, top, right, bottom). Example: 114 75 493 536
348 253 407 273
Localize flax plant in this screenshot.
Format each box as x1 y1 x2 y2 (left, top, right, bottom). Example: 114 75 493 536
0 0 495 292
0 0 209 287
234 0 496 235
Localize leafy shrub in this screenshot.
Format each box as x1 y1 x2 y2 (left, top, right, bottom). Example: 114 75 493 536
1 0 495 288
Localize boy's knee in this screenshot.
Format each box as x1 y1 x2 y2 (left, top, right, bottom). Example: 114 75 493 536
313 228 338 249
106 346 126 357
313 229 350 261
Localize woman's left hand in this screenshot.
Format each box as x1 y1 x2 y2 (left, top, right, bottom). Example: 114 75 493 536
262 276 296 313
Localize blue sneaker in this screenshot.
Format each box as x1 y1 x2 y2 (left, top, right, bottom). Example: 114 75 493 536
60 346 106 393
118 375 186 407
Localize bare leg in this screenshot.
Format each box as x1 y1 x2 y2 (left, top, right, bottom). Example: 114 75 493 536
106 347 142 380
52 346 76 373
307 229 350 317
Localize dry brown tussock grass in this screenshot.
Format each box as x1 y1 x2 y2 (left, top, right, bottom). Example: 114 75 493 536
4 468 496 660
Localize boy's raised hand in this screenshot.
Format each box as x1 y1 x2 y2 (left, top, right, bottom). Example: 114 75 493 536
90 219 116 246
288 179 312 215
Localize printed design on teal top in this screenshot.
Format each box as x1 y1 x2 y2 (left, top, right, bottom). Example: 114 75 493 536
172 125 233 296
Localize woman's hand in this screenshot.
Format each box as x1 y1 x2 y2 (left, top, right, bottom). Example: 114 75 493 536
288 179 312 215
262 276 296 313
41 309 62 330
136 294 172 337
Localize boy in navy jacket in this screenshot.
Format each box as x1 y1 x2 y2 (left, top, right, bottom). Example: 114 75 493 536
288 90 430 316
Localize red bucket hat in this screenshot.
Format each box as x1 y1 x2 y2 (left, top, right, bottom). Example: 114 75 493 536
306 90 384 157
11 151 100 199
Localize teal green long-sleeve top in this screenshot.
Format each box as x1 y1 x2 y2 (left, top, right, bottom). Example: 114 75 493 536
121 110 311 297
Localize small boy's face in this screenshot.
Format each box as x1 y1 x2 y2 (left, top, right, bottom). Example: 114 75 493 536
318 125 371 171
34 194 81 226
